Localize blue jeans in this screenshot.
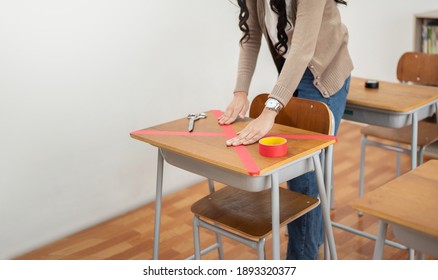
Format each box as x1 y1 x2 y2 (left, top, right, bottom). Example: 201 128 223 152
286 68 350 260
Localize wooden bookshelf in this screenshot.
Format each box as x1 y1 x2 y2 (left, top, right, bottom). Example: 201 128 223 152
414 10 438 53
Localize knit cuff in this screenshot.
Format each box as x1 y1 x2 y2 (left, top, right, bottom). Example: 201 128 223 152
234 73 253 94
270 84 294 107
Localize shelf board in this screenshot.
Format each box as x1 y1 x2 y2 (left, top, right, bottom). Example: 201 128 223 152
415 10 438 19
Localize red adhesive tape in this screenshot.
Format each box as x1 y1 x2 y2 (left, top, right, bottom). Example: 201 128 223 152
212 110 261 176
259 137 288 157
268 134 338 142
131 130 225 137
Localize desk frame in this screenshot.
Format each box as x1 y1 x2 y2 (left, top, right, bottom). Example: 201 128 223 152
152 147 337 260
344 102 438 170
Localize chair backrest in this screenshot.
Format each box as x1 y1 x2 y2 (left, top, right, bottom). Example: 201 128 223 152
397 52 438 86
249 93 333 135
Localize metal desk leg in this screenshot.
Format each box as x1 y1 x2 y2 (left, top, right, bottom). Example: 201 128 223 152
208 178 215 193
411 112 418 170
313 155 337 260
324 146 334 260
324 146 334 210
153 149 164 260
373 220 388 260
435 103 438 124
271 172 280 260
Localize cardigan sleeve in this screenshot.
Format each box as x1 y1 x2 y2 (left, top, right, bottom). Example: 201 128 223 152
233 0 263 94
269 0 327 106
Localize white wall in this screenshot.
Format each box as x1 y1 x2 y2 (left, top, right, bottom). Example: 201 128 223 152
340 0 438 82
1 0 437 259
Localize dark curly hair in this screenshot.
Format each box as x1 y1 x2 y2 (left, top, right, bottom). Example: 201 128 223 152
238 0 347 57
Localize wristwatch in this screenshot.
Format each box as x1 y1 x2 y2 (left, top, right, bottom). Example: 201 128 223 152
264 98 283 113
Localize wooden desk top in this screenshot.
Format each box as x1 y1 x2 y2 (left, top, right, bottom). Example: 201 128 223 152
130 110 336 176
353 160 438 238
348 77 438 113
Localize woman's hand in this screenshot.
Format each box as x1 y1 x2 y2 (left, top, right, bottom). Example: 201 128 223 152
218 91 249 125
226 109 277 146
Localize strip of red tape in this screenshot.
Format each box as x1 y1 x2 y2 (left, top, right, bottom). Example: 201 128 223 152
131 111 337 176
211 110 261 176
131 130 225 137
268 134 338 142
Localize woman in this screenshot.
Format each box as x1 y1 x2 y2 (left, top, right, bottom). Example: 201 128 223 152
218 0 353 259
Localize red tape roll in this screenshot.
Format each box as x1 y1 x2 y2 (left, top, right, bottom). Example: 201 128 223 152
259 137 288 157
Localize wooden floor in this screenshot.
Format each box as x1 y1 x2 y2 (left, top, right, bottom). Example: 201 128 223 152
16 121 437 260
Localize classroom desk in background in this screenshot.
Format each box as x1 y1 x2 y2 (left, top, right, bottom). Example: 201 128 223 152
353 159 438 259
344 77 438 170
130 110 337 260
334 77 438 255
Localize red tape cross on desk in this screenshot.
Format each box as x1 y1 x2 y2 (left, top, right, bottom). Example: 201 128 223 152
131 110 337 176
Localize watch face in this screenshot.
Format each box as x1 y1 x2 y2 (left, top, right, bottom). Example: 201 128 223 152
266 99 278 108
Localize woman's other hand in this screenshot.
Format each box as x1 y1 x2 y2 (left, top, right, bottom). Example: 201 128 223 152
218 91 249 125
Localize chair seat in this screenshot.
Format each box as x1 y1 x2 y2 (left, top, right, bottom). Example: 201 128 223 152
360 121 438 147
191 186 319 239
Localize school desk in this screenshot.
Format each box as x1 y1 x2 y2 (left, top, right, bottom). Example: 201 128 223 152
130 110 337 260
353 159 438 259
344 77 438 170
337 77 438 255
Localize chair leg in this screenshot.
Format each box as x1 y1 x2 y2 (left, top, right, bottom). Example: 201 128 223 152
359 135 367 198
257 238 266 260
416 251 425 260
418 146 426 166
207 179 225 259
409 248 415 260
396 143 401 177
215 229 224 260
193 216 202 260
358 135 367 216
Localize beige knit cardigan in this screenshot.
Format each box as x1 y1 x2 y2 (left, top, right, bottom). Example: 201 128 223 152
234 0 354 106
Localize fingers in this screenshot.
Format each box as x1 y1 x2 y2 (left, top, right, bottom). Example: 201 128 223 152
218 108 239 125
225 111 276 146
225 125 264 146
218 104 244 125
226 132 260 146
238 101 249 119
218 93 249 125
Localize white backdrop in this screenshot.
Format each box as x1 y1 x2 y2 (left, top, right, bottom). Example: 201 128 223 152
1 0 437 259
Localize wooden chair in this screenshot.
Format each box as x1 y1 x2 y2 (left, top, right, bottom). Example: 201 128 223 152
191 94 335 259
358 52 438 199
